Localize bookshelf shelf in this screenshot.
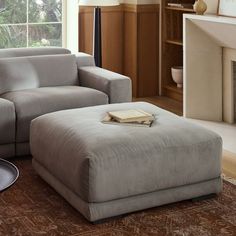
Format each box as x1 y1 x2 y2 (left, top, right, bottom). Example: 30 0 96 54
166 39 183 46
165 6 195 13
164 84 183 94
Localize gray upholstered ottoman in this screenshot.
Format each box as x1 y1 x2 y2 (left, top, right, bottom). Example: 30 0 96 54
30 102 222 222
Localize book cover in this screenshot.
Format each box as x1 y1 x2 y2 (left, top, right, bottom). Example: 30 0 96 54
108 109 153 123
102 114 155 128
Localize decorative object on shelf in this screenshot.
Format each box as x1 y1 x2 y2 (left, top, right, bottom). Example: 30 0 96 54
218 0 236 18
167 3 194 9
193 0 207 15
171 66 183 88
0 159 19 192
79 0 120 67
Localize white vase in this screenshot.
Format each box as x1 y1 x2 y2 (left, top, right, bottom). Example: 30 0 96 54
171 66 183 88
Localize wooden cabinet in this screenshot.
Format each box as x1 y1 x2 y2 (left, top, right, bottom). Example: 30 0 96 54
79 4 160 98
124 5 160 98
79 6 124 74
161 0 195 102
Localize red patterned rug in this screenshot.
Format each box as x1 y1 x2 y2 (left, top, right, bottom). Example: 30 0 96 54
0 157 236 236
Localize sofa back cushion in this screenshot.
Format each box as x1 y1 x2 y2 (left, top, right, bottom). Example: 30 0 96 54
0 54 78 95
0 47 71 58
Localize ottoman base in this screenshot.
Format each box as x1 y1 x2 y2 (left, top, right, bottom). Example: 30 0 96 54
33 159 222 222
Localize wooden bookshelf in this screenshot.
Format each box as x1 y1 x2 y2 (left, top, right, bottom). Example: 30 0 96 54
161 0 195 104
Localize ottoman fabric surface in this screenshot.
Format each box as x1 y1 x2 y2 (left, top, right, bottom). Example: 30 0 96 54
31 102 222 221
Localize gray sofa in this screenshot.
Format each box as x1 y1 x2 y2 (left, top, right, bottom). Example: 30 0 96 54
0 47 132 158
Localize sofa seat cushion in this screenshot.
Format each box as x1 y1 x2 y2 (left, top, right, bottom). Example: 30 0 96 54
30 102 222 203
2 86 108 143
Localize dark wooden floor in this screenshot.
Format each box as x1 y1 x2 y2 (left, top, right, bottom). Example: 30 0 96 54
133 96 183 116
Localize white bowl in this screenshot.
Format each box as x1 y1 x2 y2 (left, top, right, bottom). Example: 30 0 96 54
171 66 183 88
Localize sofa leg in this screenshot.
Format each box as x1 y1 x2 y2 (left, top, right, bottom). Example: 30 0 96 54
191 193 217 202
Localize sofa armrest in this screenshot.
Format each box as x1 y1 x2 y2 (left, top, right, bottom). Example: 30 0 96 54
76 53 95 67
78 66 132 104
0 98 15 144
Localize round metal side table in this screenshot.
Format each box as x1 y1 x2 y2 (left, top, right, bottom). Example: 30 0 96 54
0 159 19 192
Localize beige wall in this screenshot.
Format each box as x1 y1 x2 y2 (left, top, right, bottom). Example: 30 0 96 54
205 0 218 14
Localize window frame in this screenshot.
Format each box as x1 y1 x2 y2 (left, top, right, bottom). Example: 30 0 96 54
0 0 65 48
0 0 78 52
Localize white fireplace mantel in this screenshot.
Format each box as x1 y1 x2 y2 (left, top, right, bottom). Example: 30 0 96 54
183 14 236 123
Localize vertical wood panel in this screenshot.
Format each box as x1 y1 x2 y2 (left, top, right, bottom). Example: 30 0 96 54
123 12 138 97
79 4 159 98
138 11 159 97
79 6 124 74
101 9 124 73
79 9 93 55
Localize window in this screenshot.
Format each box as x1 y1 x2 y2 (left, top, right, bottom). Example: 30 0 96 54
0 0 63 48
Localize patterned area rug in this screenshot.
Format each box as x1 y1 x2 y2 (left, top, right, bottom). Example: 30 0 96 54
1 157 236 236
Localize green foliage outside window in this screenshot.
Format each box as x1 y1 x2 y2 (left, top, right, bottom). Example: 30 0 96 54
0 0 62 48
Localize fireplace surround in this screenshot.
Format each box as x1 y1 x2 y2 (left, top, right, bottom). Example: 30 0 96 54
234 62 236 123
184 14 236 124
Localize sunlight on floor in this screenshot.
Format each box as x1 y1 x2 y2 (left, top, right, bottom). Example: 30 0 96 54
186 119 236 155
